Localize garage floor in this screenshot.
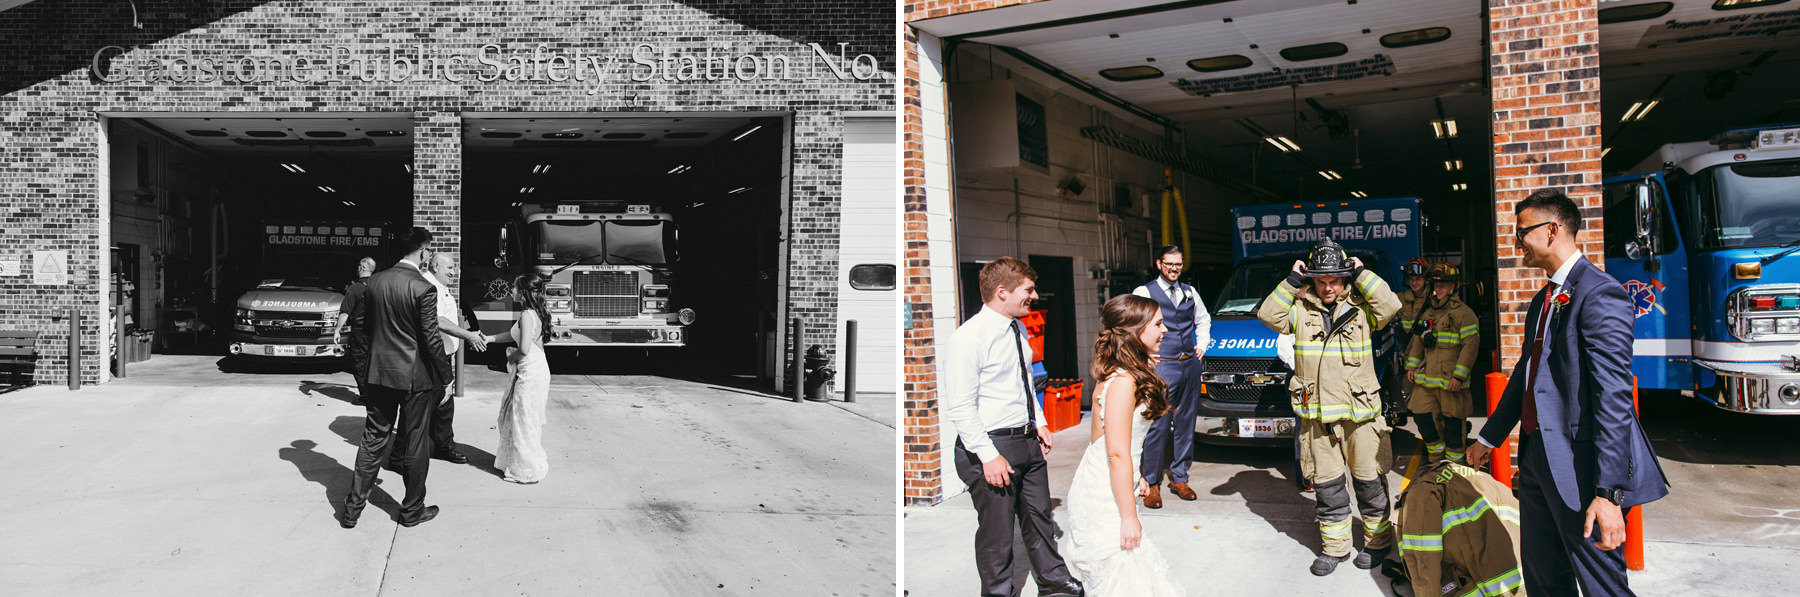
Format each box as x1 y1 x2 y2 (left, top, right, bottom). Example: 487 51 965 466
905 391 1800 596
0 355 894 595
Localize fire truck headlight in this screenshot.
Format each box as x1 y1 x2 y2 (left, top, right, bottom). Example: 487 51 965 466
228 344 243 355
236 309 253 320
669 330 682 343
1778 317 1800 336
1752 319 1776 336
548 299 572 311
678 308 696 325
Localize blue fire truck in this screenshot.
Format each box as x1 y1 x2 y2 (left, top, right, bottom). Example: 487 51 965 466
1197 197 1425 443
1604 124 1800 413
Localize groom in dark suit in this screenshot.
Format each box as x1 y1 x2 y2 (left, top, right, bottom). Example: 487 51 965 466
339 227 454 529
1468 189 1669 596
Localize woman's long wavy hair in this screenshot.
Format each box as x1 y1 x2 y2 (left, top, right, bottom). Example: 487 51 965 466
1090 294 1170 420
512 274 553 345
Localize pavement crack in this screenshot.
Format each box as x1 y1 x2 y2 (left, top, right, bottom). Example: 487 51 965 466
827 401 893 429
376 523 398 595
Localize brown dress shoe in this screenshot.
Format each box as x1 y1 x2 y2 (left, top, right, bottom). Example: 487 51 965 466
1143 485 1163 509
1169 482 1198 501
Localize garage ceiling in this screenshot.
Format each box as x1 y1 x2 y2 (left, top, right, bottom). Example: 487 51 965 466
918 0 1800 212
463 116 754 150
145 116 415 153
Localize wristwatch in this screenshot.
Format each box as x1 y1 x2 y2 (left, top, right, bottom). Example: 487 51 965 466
1595 487 1624 506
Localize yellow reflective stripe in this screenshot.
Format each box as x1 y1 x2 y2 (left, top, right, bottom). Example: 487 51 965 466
1364 518 1391 534
1459 324 1479 339
1405 357 1421 369
1415 374 1454 389
1453 365 1472 379
1425 442 1444 454
1354 271 1386 296
1320 518 1353 538
1271 285 1296 309
1291 399 1382 422
1477 567 1525 596
1400 533 1443 552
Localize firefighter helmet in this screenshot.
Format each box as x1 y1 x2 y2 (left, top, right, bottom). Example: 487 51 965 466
1300 237 1356 278
1402 257 1430 278
1428 263 1464 284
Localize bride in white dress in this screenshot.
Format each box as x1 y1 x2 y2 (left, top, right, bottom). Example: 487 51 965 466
483 274 552 484
1062 294 1186 595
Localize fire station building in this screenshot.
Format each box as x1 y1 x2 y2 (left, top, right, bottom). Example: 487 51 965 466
903 0 1800 504
0 0 896 393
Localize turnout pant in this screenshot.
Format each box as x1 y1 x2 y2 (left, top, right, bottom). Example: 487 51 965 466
1299 417 1394 557
1142 356 1202 485
955 431 1077 597
344 383 441 519
1411 386 1472 461
1516 433 1637 597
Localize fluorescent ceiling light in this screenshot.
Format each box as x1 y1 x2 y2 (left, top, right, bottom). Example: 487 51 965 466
532 164 552 174
1622 99 1660 122
1451 183 1467 191
1601 146 1613 158
1431 119 1458 139
1317 170 1342 180
1444 160 1462 171
402 164 412 174
732 125 762 142
281 163 306 173
1350 191 1368 198
667 164 690 174
729 187 749 194
519 187 535 194
1264 136 1300 152
317 186 336 193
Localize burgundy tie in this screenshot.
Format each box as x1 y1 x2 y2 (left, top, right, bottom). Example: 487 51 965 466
1521 285 1552 434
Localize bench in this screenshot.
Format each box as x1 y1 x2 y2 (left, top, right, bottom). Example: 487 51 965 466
0 331 39 390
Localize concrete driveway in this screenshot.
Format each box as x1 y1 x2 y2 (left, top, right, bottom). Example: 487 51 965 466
0 355 894 596
904 390 1800 596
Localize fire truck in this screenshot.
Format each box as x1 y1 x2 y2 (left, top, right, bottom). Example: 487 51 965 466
229 221 391 360
472 201 694 347
1606 123 1800 413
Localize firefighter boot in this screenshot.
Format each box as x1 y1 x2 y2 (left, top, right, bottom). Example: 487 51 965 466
1311 475 1355 576
1414 411 1444 463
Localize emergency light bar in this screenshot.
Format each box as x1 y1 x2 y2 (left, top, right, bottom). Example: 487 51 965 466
1753 127 1800 151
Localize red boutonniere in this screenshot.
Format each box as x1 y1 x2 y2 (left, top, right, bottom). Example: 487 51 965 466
1551 291 1572 314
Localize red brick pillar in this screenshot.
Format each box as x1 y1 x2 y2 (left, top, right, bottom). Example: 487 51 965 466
1487 0 1605 370
901 24 941 507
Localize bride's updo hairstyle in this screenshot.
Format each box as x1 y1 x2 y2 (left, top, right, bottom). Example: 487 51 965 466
1091 294 1170 420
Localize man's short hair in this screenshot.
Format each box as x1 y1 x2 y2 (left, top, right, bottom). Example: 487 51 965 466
1157 245 1183 261
399 226 434 256
357 257 376 270
1516 188 1583 236
427 251 455 271
978 257 1037 303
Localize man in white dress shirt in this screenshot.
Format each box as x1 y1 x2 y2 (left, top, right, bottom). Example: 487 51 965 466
422 251 487 465
1130 245 1211 508
945 257 1084 597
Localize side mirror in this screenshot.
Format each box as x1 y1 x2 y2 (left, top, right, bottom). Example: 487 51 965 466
494 226 511 269
1633 182 1654 239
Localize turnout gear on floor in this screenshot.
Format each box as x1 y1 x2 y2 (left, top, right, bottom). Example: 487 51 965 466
1406 265 1479 462
1259 255 1401 562
1394 461 1524 597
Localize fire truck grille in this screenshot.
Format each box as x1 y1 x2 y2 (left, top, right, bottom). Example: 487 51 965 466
1205 357 1282 374
1208 383 1288 405
1203 357 1290 405
575 297 639 318
574 271 638 296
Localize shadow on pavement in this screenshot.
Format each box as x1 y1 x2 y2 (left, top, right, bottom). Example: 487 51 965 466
279 439 396 523
216 356 346 375
1639 389 1800 466
1211 468 1320 552
299 380 362 406
456 444 506 479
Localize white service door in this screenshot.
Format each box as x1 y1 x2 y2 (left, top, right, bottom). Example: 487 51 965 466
835 116 897 393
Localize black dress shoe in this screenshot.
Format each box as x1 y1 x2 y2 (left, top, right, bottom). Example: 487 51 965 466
398 505 439 527
1038 579 1084 597
431 449 468 464
338 511 358 529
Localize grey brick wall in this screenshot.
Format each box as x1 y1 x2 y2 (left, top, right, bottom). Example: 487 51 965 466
0 1 894 385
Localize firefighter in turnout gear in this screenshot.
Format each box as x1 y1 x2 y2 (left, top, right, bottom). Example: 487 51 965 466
1395 258 1433 426
1394 461 1525 597
1258 237 1402 576
1405 263 1481 463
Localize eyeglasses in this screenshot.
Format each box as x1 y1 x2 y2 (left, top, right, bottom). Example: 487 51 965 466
1158 261 1184 268
1515 220 1555 244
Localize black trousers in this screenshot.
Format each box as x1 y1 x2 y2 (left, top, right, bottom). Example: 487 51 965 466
1517 432 1636 597
432 358 456 450
955 432 1075 597
345 383 441 519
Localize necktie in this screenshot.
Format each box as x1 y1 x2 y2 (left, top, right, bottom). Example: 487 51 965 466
1169 282 1182 305
1012 322 1038 430
1521 284 1552 434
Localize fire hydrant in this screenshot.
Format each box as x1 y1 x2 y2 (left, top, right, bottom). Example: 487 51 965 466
803 344 835 402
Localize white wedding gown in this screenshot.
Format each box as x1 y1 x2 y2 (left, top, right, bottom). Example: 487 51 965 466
495 310 550 483
1062 371 1185 596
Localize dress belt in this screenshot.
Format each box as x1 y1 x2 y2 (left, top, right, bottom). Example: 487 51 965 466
988 425 1036 437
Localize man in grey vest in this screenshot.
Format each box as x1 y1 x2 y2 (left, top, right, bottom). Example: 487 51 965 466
1131 245 1212 508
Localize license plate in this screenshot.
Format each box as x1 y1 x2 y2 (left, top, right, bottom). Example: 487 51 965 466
1237 418 1280 438
261 345 301 356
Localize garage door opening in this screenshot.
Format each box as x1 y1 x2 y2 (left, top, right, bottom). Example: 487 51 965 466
460 114 788 380
106 115 414 370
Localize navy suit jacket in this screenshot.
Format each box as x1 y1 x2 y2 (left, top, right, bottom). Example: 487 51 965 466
1478 257 1669 511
